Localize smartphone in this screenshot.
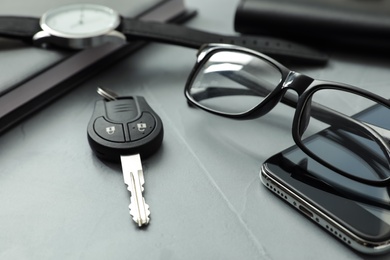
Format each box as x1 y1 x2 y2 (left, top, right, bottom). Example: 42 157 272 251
261 104 390 255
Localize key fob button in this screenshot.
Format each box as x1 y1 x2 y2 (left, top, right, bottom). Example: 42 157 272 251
94 117 125 143
128 112 156 141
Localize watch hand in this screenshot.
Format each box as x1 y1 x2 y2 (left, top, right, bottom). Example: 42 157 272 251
71 17 104 28
79 7 84 24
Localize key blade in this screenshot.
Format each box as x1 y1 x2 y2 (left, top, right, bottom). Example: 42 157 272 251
121 154 150 227
121 154 143 187
129 170 150 226
130 199 150 226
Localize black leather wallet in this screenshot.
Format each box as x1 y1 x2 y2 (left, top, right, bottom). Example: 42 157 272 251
234 0 390 51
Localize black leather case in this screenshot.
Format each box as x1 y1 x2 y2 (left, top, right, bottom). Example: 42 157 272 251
234 0 390 51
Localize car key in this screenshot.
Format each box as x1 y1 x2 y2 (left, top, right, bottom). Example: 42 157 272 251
87 87 164 227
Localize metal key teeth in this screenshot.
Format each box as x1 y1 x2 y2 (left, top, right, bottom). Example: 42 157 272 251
130 201 150 226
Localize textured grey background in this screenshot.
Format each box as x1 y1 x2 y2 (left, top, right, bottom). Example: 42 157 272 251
1 0 390 259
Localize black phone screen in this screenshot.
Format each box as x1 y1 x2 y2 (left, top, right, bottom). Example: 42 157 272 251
263 104 390 243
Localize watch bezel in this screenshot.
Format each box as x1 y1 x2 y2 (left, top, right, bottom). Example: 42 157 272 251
40 3 121 39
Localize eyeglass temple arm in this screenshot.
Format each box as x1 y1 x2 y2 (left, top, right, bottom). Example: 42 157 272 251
308 103 390 156
189 87 259 101
322 130 390 180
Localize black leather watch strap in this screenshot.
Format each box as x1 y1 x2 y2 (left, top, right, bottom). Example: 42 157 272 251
0 16 327 64
120 18 328 64
0 17 40 41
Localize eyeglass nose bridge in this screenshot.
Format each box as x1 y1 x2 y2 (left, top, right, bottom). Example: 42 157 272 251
251 72 315 119
282 71 314 95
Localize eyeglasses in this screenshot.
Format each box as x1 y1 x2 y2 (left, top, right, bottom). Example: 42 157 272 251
184 43 390 187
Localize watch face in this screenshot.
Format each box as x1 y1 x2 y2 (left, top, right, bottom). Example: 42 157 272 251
40 4 121 39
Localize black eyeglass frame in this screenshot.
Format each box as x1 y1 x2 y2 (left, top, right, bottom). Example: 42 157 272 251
184 43 390 186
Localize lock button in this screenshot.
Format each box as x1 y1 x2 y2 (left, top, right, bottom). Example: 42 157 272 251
128 112 156 141
94 117 125 143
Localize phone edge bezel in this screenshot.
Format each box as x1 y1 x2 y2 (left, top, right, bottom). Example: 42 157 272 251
260 163 390 255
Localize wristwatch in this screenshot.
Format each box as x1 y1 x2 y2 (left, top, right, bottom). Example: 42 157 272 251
0 3 327 63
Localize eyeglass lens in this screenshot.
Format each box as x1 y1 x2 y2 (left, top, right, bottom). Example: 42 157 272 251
298 88 390 183
188 51 282 115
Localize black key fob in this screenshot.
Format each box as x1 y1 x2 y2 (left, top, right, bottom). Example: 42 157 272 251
87 96 164 162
